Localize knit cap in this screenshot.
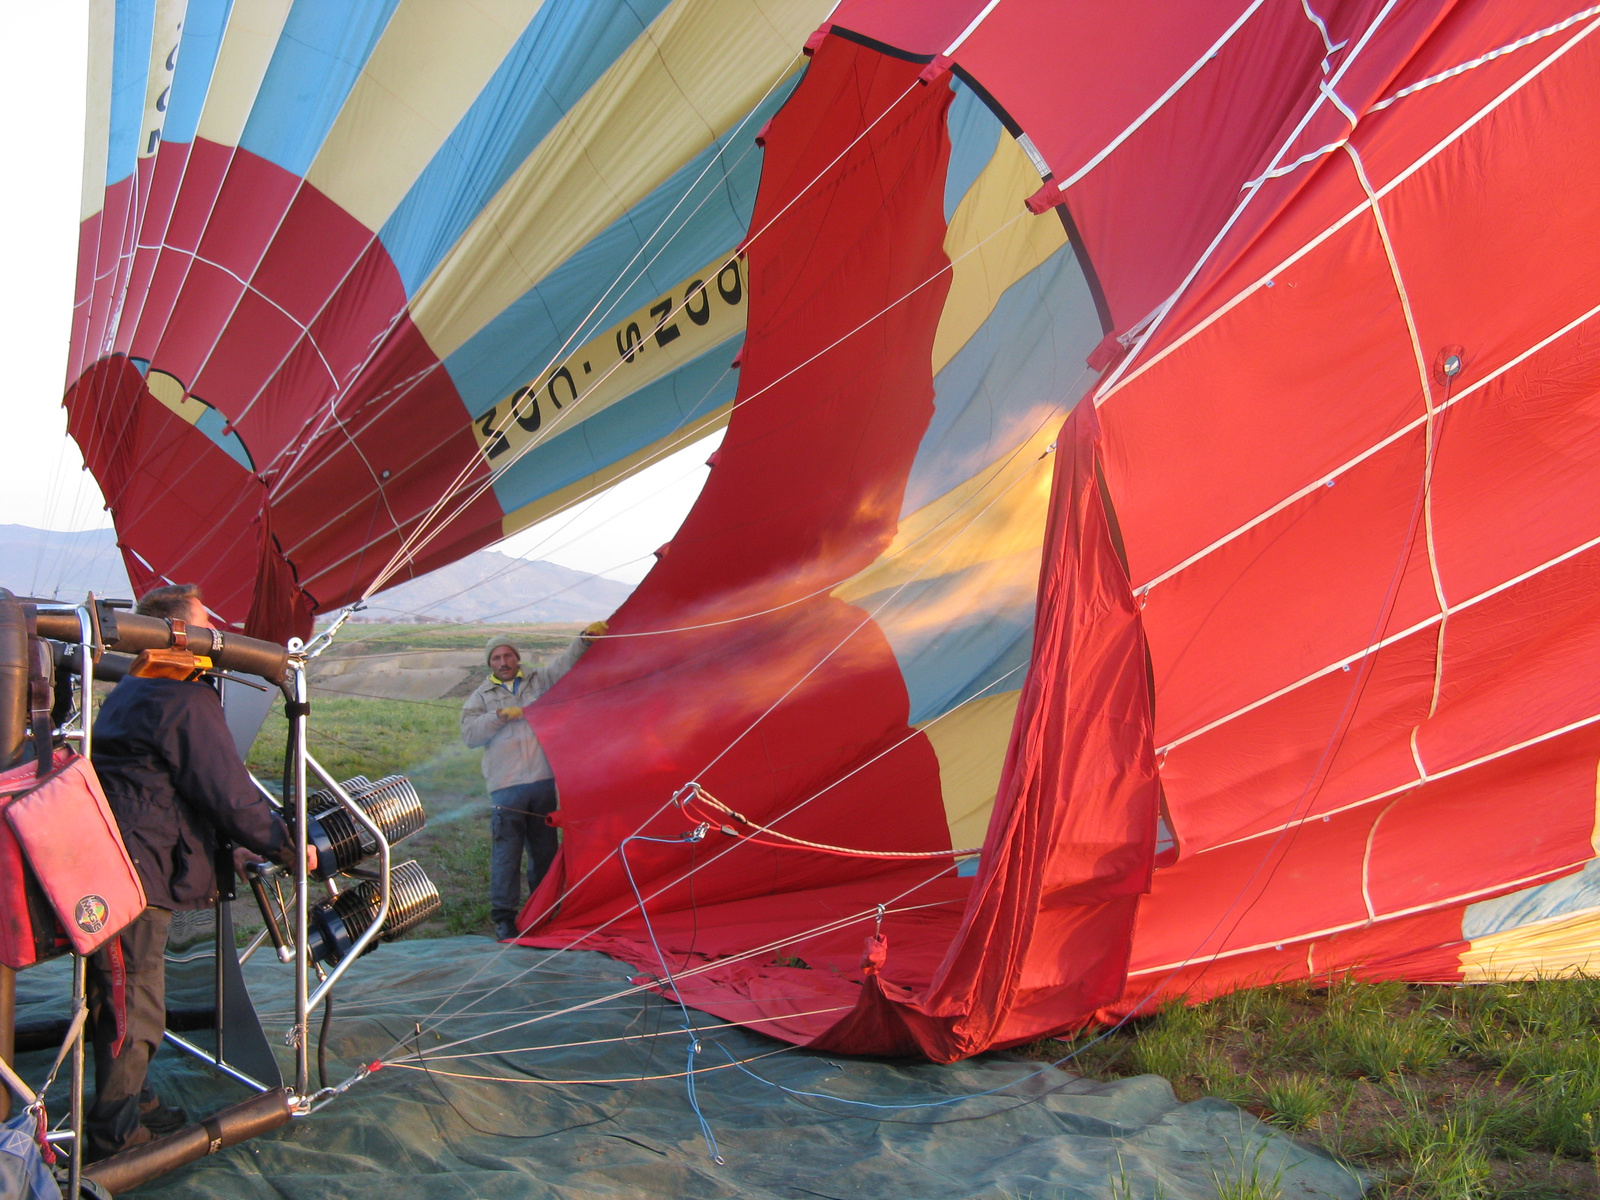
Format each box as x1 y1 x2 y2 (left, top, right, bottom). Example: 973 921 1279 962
485 633 519 665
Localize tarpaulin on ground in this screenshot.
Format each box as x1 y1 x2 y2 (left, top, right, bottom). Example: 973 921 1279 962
10 937 1361 1199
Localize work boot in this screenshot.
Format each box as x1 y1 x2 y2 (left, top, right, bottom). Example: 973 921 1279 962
139 1088 188 1136
495 921 517 942
83 1122 152 1164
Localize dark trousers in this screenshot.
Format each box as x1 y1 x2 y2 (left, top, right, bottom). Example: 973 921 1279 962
85 906 172 1158
489 780 559 928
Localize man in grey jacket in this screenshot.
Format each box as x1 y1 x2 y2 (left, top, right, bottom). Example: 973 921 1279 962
461 623 605 940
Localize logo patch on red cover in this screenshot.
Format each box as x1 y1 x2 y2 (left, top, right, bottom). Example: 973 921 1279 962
74 894 109 934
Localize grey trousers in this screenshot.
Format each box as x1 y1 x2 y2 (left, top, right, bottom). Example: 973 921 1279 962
489 780 559 928
85 906 172 1159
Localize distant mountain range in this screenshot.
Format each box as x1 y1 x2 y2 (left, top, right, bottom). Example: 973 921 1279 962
0 525 631 624
2 524 132 602
356 551 631 624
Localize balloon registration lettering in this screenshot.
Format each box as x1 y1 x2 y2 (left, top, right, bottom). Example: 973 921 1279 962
474 255 747 463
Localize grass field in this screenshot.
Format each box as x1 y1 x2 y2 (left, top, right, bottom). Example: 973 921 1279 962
242 622 1600 1199
1020 978 1600 1197
242 623 577 939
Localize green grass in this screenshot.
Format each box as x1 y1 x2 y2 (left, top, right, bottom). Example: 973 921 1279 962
243 666 508 941
1022 976 1600 1198
1209 1142 1287 1200
245 693 471 783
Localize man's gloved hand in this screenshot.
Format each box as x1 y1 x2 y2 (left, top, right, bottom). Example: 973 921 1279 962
234 843 317 878
581 620 609 641
497 706 524 722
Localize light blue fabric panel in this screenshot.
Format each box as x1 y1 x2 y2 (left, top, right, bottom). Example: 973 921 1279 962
380 0 675 296
106 0 158 186
195 404 254 470
238 0 402 177
943 78 1002 222
160 0 234 145
1462 858 1600 940
871 590 1032 724
443 76 794 420
862 242 1101 723
901 243 1101 517
490 340 741 513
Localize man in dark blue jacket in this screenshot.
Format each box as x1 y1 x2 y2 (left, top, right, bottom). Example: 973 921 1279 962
85 584 311 1160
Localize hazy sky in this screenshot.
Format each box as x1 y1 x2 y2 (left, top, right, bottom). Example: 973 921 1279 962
4 2 715 585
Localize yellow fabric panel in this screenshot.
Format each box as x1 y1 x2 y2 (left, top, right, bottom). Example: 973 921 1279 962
498 404 731 538
408 0 828 359
833 423 1056 612
919 690 1021 852
138 0 188 161
471 254 746 464
195 0 294 148
305 0 546 232
1461 909 1600 981
81 0 116 220
931 135 1069 375
145 369 202 423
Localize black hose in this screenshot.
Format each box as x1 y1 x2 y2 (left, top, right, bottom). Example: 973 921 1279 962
318 996 334 1091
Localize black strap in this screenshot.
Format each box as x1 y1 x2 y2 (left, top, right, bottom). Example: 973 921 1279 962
23 608 51 778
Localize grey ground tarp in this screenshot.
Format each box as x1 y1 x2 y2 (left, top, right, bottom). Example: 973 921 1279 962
13 937 1364 1199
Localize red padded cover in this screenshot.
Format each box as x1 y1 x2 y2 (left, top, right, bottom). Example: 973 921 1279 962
5 754 146 957
0 755 69 970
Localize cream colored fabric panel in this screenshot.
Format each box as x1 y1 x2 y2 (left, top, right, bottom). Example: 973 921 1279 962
138 0 188 161
919 690 1021 851
195 0 294 147
305 0 546 231
81 0 117 219
498 405 731 539
931 135 1069 375
409 0 828 359
1461 908 1600 981
472 254 745 462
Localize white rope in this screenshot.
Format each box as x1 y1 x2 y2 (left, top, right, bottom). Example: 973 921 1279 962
685 784 982 859
357 73 925 602
386 892 963 1064
1105 9 1600 402
395 479 1050 1039
1369 4 1600 112
1200 702 1600 857
1055 0 1270 192
1160 506 1600 758
391 1043 794 1087
1128 858 1589 977
387 558 1033 1052
392 1004 853 1063
1093 0 1402 404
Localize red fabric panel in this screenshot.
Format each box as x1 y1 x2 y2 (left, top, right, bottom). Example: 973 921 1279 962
1116 724 1598 1011
63 142 497 631
114 142 191 358
126 140 236 365
808 403 1159 1060
521 42 965 1047
64 356 266 622
827 0 984 58
1085 10 1600 1009
80 171 141 386
1107 904 1468 1016
953 1 1339 329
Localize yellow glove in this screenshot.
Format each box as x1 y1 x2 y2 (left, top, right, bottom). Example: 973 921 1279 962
497 706 524 722
581 620 609 641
